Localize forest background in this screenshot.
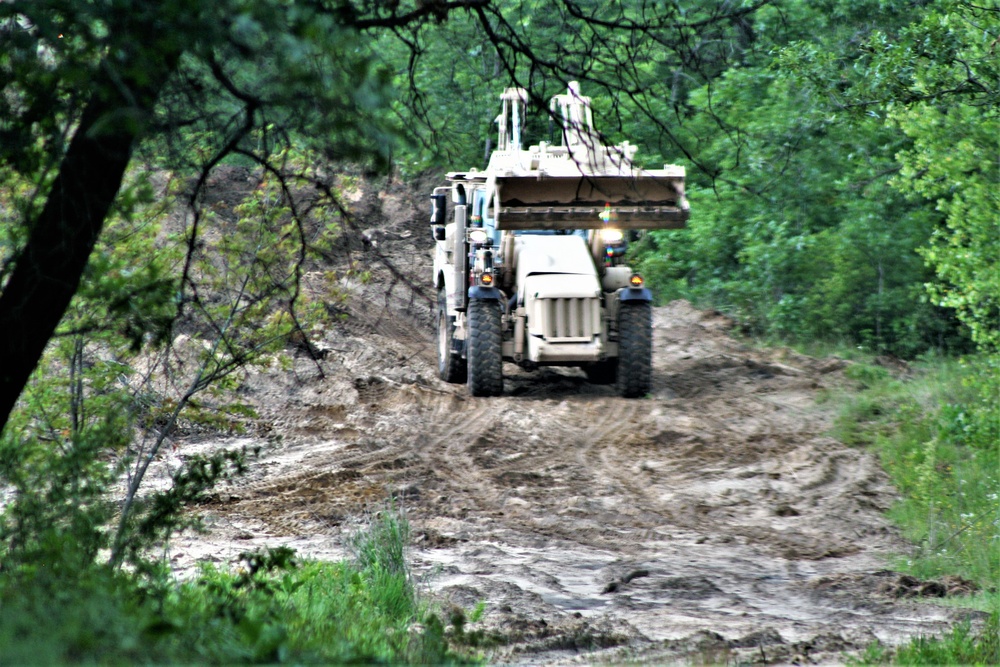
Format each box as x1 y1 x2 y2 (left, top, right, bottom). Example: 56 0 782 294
0 0 996 663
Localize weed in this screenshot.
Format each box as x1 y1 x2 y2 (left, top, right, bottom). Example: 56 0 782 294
0 504 477 664
844 362 891 388
851 611 999 666
832 354 1000 664
346 502 411 576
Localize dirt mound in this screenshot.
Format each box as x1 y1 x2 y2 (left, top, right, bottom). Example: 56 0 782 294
162 171 978 664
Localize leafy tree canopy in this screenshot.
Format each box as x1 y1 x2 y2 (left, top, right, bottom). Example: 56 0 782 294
0 0 785 434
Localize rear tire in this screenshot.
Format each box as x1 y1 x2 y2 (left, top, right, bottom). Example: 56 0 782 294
617 302 652 398
467 299 503 396
437 287 466 383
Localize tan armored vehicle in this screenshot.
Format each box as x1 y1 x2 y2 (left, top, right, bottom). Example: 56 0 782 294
431 83 689 397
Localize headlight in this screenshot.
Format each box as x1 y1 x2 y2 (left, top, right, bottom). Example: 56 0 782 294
629 273 644 288
601 229 624 243
479 272 494 286
469 230 489 244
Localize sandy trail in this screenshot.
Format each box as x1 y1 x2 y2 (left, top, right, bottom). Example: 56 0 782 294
160 175 972 664
165 297 969 664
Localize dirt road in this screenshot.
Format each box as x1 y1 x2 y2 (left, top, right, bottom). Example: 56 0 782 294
164 175 972 664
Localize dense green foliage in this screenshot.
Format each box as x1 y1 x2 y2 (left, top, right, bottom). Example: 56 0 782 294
365 0 998 360
626 0 997 358
855 612 999 665
0 510 471 664
833 359 998 588
828 356 999 664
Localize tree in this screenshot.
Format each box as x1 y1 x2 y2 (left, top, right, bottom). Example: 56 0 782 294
0 0 491 434
624 0 962 354
0 3 183 429
0 0 779 436
864 1 1000 352
787 0 999 353
371 0 777 170
622 0 996 356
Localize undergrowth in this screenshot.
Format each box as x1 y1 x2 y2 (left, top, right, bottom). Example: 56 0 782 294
831 354 999 665
0 506 477 664
855 612 999 666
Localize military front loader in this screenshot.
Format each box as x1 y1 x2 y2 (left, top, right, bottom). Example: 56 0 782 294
431 83 689 397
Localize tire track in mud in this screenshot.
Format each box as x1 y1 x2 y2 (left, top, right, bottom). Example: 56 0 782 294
160 176 977 663
533 399 669 546
177 299 973 665
409 392 667 551
354 342 909 661
417 394 512 520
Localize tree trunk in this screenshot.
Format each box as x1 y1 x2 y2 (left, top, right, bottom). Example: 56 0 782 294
0 50 179 433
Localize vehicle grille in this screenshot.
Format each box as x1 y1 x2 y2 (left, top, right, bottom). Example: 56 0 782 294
538 297 600 340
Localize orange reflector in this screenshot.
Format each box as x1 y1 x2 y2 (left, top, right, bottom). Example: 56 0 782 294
629 274 644 288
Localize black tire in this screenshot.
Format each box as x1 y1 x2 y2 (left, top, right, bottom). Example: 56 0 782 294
437 287 466 383
617 301 652 398
585 359 618 385
467 298 503 396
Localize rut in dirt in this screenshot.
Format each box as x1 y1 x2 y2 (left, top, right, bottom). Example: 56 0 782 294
164 294 976 665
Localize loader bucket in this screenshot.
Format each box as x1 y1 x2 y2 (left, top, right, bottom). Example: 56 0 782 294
494 173 689 231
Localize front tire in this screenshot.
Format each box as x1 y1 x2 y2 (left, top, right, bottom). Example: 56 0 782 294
467 299 503 396
617 302 652 398
437 287 466 383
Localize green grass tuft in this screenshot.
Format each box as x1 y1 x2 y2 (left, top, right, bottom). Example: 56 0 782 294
853 611 999 666
832 355 999 664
